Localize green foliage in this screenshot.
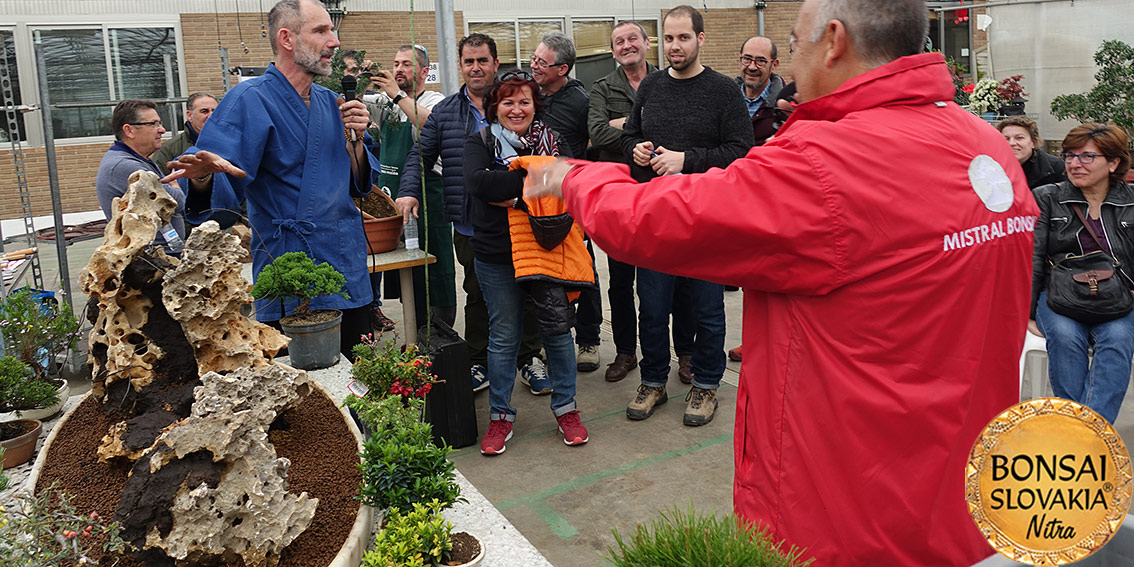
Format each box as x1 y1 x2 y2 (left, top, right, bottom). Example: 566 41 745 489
943 54 970 106
312 49 377 95
361 500 452 567
250 252 348 315
344 393 424 434
0 484 130 566
0 449 8 491
0 290 82 380
606 505 813 567
1051 40 1134 137
358 421 463 513
0 356 59 414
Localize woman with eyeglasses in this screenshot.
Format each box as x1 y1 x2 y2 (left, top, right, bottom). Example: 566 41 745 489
997 116 1065 190
1030 123 1134 423
463 70 593 455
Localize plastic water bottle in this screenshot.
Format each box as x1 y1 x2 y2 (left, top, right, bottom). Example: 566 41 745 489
404 218 420 250
161 223 184 253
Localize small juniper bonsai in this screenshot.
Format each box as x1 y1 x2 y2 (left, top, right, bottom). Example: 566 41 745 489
250 252 349 316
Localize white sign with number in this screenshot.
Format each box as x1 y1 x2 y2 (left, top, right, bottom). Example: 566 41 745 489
426 62 439 84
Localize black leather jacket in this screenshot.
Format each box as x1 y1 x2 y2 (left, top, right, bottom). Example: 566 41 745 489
1031 179 1134 318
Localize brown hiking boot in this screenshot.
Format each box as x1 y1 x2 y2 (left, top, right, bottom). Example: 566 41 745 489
605 353 638 382
678 355 693 384
627 385 667 420
683 387 718 426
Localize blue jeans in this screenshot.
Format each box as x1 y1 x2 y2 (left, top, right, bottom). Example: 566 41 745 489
636 267 725 390
476 259 578 421
1036 291 1134 423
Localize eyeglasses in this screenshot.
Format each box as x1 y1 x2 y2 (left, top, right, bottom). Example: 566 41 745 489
1061 151 1102 165
740 55 771 67
129 120 163 128
529 54 563 70
500 70 534 82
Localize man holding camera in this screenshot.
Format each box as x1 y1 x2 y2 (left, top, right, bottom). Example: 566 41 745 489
365 45 457 328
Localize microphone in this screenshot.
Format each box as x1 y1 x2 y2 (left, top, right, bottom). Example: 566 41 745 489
341 75 358 142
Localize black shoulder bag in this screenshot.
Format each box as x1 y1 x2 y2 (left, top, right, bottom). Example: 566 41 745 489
1045 204 1134 324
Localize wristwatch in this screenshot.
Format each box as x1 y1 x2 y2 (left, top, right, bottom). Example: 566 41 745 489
391 91 408 105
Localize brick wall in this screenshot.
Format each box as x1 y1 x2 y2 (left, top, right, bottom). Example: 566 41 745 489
0 144 109 219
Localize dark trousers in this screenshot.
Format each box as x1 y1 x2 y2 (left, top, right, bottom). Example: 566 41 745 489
453 231 542 368
609 256 695 357
636 268 724 388
575 238 602 346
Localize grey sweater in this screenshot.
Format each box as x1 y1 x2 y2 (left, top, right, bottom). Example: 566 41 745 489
95 142 186 253
621 66 755 182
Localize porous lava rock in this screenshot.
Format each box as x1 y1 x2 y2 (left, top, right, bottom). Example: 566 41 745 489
75 170 318 566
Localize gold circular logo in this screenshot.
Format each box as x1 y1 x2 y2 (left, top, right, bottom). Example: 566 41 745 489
967 398 1133 564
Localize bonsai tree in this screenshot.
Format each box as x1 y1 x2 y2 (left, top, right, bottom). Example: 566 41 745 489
357 421 462 513
0 289 82 380
0 356 59 418
1051 39 1134 142
0 485 129 565
361 500 452 567
250 252 348 318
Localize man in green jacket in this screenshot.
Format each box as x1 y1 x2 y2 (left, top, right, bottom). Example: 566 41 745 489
153 92 218 176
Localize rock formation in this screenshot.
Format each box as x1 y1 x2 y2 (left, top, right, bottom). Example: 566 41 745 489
78 170 316 567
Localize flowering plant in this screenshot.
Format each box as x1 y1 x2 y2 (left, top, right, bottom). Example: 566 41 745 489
349 334 437 400
0 485 130 566
998 74 1028 102
967 78 1006 114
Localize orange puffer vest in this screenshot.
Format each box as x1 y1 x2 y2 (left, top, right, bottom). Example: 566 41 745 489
506 156 595 300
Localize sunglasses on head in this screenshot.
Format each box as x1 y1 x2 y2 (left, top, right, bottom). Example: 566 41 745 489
499 70 534 82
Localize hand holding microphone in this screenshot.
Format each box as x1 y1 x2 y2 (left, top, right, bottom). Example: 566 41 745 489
338 75 368 142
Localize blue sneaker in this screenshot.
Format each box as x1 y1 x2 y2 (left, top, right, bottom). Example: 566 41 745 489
471 364 489 393
518 357 552 395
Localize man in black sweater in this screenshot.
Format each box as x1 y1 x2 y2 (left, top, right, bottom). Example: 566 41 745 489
620 4 754 427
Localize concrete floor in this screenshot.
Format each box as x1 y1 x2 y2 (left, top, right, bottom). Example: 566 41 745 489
10 231 1134 567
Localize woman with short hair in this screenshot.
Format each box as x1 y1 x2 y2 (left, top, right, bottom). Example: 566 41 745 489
998 116 1065 189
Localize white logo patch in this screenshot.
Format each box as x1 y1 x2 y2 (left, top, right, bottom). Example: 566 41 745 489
969 155 1014 213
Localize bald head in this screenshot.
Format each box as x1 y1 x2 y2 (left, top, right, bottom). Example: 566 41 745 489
739 36 779 96
808 0 928 68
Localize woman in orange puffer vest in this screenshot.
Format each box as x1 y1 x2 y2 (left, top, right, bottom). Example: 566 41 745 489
463 71 595 456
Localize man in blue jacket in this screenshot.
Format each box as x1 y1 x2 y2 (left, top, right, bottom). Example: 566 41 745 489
397 33 550 394
162 0 378 357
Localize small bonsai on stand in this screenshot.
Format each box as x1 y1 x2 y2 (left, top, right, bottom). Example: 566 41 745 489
251 252 349 325
250 252 349 370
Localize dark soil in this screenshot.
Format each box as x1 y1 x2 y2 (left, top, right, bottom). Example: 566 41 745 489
0 419 33 441
280 308 340 326
447 531 482 565
36 389 362 567
356 190 398 219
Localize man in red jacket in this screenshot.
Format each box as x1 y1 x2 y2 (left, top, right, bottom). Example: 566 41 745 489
525 0 1037 565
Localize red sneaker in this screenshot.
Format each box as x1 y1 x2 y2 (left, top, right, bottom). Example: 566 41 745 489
480 419 513 455
728 345 743 362
556 410 589 446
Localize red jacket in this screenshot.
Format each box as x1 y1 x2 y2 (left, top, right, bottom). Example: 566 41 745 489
563 53 1037 566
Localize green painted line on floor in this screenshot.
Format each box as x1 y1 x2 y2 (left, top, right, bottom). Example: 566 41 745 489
494 432 732 540
528 499 579 540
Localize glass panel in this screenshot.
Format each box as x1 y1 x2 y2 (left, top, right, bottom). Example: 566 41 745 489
110 27 181 130
37 28 112 138
468 22 516 67
627 20 660 67
0 30 26 142
573 20 613 59
518 20 563 70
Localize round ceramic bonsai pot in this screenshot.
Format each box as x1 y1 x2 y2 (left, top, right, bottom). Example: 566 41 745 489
0 379 70 422
1 418 43 469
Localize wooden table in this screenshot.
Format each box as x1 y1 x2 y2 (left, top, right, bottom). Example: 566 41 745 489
367 245 436 344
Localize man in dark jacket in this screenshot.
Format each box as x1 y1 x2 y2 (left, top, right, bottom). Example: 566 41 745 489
735 36 785 147
397 33 550 394
153 92 218 176
533 31 603 373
